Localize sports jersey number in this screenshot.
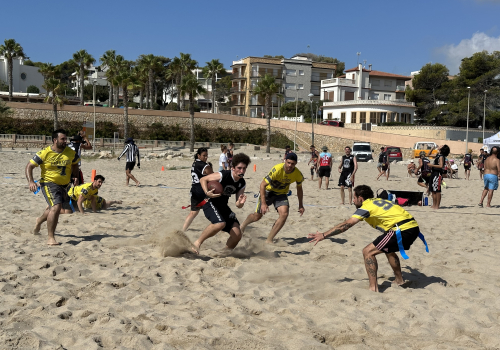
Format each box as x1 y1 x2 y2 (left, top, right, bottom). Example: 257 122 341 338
372 199 393 210
191 172 200 184
57 166 67 176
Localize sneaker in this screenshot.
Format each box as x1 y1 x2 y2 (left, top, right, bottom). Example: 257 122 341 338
442 181 447 188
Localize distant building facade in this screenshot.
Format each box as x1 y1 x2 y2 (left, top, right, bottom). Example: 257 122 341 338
321 64 415 124
0 56 45 93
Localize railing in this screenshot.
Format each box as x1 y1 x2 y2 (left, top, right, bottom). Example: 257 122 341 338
231 73 246 79
230 86 247 93
323 99 415 107
250 73 282 79
396 85 406 91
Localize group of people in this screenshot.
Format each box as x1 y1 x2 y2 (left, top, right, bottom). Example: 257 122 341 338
26 129 122 245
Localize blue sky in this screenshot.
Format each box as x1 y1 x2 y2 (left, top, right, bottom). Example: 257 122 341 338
2 0 500 75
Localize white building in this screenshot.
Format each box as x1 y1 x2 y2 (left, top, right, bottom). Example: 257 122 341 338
70 64 109 96
0 56 45 93
320 64 415 124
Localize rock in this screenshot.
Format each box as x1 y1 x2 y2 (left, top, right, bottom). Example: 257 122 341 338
367 159 374 163
166 155 173 160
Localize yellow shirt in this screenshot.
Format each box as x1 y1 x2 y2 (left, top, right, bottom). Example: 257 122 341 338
264 163 304 195
352 198 418 232
68 183 99 201
30 146 80 185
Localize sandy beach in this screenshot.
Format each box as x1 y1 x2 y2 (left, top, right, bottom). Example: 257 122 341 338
1 147 499 349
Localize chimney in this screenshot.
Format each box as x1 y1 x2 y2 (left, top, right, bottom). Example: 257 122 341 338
369 64 372 71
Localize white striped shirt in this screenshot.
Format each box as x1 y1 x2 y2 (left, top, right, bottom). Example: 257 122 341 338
118 143 140 163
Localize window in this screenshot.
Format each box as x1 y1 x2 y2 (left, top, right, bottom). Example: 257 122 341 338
324 91 334 101
328 113 332 120
372 79 380 86
351 112 357 123
20 73 27 80
299 70 304 76
384 94 391 100
345 91 355 101
298 84 304 90
384 80 392 87
285 83 296 90
298 98 303 101
273 68 278 76
372 93 379 100
341 112 346 123
360 112 366 123
286 69 296 76
285 97 295 103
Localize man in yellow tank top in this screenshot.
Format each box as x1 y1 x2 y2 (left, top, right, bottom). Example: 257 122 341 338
308 185 422 292
26 129 80 246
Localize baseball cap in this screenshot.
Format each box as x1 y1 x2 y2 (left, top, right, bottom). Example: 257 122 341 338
321 146 328 151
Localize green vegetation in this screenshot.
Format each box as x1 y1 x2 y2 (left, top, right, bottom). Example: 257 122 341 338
27 85 40 93
0 79 8 92
0 39 26 101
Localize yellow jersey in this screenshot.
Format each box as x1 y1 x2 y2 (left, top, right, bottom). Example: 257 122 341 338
352 198 418 232
264 163 304 195
30 146 80 185
68 183 99 201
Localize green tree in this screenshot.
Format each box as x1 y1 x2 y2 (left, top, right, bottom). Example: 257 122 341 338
42 78 67 129
263 55 285 59
0 79 8 92
202 59 226 113
83 84 109 102
137 54 169 109
0 39 26 101
113 60 136 139
71 49 95 105
252 74 281 153
166 57 182 110
178 53 197 111
180 73 206 152
100 50 117 106
27 85 40 93
0 99 12 116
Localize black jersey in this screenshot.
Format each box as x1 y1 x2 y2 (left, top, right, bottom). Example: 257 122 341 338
213 170 246 206
311 150 318 159
191 159 210 189
378 152 385 163
341 155 355 173
432 154 445 174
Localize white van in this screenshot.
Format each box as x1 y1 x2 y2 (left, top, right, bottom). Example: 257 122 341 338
352 142 373 162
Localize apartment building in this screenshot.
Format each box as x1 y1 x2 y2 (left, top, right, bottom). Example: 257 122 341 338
231 56 336 118
320 64 415 124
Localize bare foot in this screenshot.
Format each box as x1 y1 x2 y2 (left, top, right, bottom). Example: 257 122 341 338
191 241 200 254
33 217 42 235
392 279 410 287
47 237 60 246
340 202 345 205
265 240 274 244
136 182 141 187
116 200 123 204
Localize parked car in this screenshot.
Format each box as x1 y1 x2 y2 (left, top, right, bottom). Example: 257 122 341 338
412 142 438 159
383 146 403 162
352 142 373 162
319 120 344 127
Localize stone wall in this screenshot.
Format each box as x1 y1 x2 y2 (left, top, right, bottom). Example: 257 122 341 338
3 102 484 156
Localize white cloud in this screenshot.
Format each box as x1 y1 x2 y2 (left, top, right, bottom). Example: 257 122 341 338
435 32 500 74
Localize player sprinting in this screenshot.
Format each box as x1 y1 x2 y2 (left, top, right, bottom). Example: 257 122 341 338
308 185 424 292
192 153 250 253
26 129 80 246
118 137 140 186
240 152 305 244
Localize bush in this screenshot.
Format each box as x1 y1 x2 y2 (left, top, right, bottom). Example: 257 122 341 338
165 102 178 111
128 102 138 109
27 85 40 94
270 132 294 149
0 79 8 92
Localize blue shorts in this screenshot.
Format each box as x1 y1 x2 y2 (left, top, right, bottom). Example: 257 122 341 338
484 174 499 190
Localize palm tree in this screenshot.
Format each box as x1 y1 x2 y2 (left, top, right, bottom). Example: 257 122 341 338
180 73 206 152
178 53 197 111
113 61 136 139
100 50 116 106
137 54 165 109
42 78 67 129
202 59 225 113
252 74 282 153
166 57 182 110
133 65 148 109
71 49 95 105
0 39 26 101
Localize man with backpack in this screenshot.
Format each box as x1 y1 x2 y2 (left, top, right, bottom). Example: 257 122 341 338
463 149 474 181
416 151 431 193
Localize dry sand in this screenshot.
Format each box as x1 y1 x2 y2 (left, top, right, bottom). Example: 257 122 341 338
0 148 499 349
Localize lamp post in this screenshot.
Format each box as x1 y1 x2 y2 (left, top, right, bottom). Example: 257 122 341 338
308 93 314 146
483 90 487 143
294 88 299 152
93 80 97 152
465 86 470 154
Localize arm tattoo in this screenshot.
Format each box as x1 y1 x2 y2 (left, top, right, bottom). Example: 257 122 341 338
365 256 378 277
326 222 354 238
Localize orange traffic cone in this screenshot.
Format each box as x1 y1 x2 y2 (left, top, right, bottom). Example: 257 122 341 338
253 164 256 172
161 166 165 171
91 169 96 182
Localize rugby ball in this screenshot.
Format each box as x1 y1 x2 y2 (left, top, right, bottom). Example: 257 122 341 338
207 181 223 194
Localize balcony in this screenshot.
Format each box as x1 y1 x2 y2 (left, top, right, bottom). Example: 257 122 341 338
231 73 246 80
230 86 247 93
250 73 282 80
321 78 365 88
231 99 246 106
395 85 406 91
323 99 415 107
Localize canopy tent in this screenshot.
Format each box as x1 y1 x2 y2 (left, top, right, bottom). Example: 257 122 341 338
483 132 500 152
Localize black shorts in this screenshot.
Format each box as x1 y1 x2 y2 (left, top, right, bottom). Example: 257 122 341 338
464 165 471 170
255 191 289 213
202 201 239 233
382 164 389 172
190 187 206 212
126 162 135 171
373 226 420 253
430 172 442 193
417 175 430 184
40 182 72 210
318 166 331 178
338 172 353 188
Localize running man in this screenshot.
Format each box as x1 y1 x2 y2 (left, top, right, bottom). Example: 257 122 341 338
416 151 431 193
183 147 213 231
241 152 305 243
68 131 92 184
308 185 423 292
376 147 385 174
376 150 390 181
118 137 140 186
428 145 450 210
338 146 358 204
318 146 332 189
192 153 250 252
26 129 80 246
478 146 500 208
463 149 474 181
307 145 319 180
67 175 105 214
